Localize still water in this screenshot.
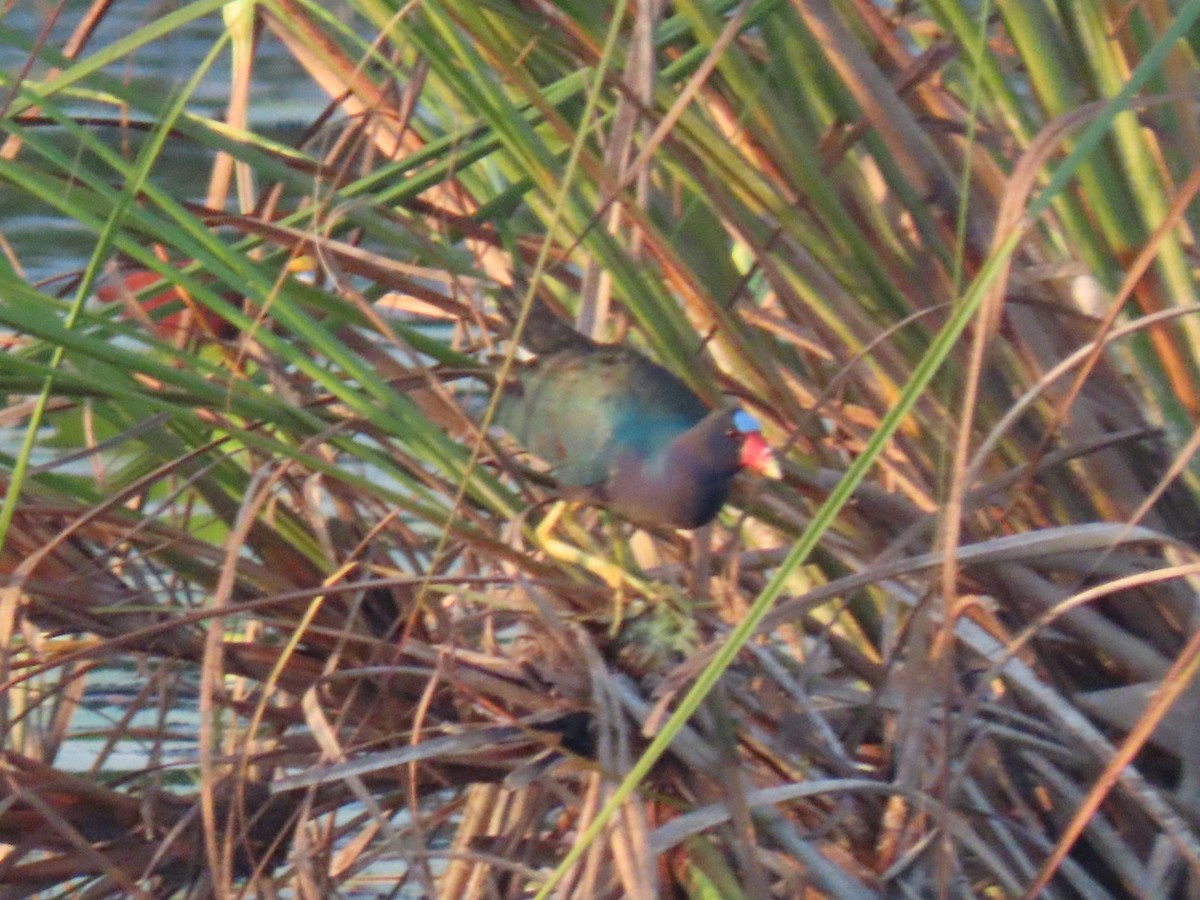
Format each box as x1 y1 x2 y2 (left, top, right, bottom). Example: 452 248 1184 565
0 2 330 281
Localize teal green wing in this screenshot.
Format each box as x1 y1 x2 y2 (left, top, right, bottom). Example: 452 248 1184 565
496 347 709 486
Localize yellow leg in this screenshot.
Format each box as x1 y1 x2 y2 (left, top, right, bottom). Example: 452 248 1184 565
532 502 653 611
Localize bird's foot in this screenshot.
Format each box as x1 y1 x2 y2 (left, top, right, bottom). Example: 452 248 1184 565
532 502 654 604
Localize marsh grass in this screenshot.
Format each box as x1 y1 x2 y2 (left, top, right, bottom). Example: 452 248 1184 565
3 1 1200 896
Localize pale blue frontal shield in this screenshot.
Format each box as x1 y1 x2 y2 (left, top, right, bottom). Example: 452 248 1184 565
731 408 761 434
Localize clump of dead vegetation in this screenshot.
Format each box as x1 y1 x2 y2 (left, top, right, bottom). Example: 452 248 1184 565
2 2 1200 897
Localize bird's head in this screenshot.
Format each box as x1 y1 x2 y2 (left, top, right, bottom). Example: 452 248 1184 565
730 409 781 479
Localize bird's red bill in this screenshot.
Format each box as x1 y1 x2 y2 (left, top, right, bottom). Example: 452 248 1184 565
740 431 781 478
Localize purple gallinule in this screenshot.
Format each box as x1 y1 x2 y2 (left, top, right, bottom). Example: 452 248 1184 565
497 343 779 529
